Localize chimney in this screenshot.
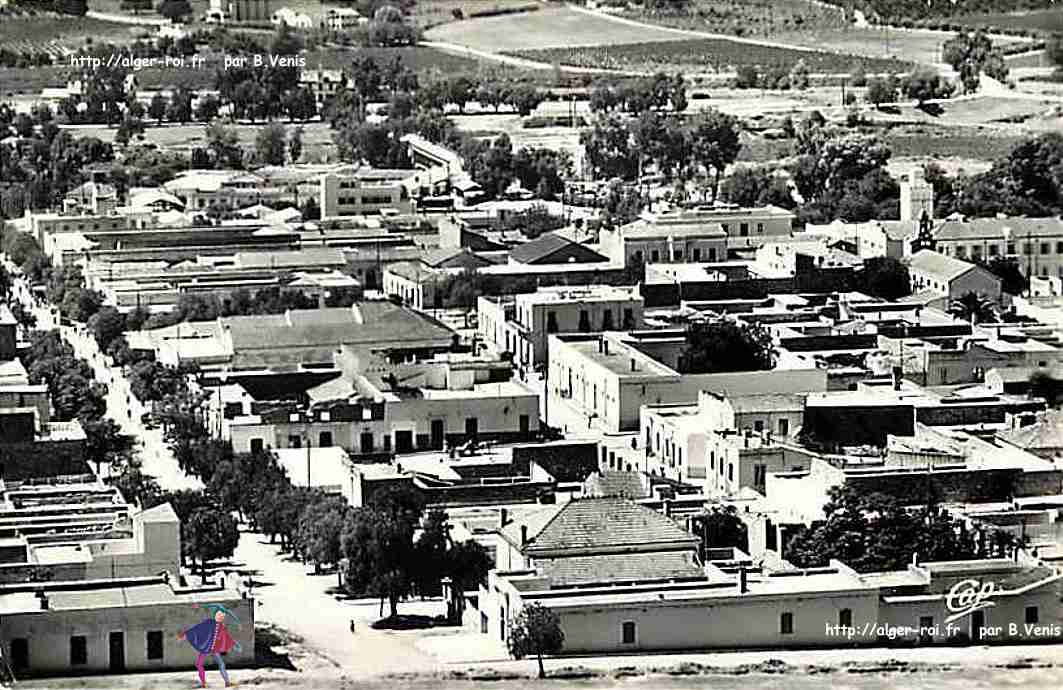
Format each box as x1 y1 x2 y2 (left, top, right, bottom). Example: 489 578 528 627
630 358 637 372
520 525 528 546
911 552 919 566
499 508 509 528
739 567 748 594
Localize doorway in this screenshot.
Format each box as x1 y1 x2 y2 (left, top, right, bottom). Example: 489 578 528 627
430 420 444 450
109 632 125 672
971 611 985 643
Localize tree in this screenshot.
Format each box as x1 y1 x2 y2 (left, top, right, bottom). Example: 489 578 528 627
788 59 810 91
255 122 287 166
195 95 221 122
678 318 775 374
166 88 194 124
948 291 997 325
902 69 954 105
184 508 240 574
205 118 244 169
340 507 416 617
785 485 1005 573
413 509 449 597
108 458 162 507
580 114 637 181
148 93 167 125
87 305 126 351
685 109 742 201
157 0 193 22
295 495 349 578
1029 371 1062 407
865 76 897 108
114 115 145 145
288 126 304 164
445 540 491 622
507 602 564 679
83 418 136 476
691 505 748 553
860 256 910 300
982 256 1027 295
943 29 1008 94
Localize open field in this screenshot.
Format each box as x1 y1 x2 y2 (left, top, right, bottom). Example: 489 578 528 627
0 11 142 52
508 39 914 75
771 25 1031 66
624 0 848 38
424 5 693 51
412 0 541 29
952 7 1063 34
0 65 68 98
305 45 514 76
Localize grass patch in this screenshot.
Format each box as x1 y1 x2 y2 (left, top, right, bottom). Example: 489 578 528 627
508 39 913 74
424 5 691 51
0 11 143 52
951 7 1063 34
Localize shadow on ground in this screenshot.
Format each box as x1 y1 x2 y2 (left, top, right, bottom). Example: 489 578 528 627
255 624 300 671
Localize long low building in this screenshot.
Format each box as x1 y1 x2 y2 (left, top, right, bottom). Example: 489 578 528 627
0 576 253 676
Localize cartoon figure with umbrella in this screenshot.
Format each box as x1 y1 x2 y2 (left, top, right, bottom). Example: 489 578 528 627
176 603 242 687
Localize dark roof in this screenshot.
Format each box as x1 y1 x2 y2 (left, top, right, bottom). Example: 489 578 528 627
502 497 698 555
537 551 703 586
422 247 492 269
509 233 606 265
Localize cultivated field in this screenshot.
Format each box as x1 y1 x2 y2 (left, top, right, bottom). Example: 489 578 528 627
952 7 1063 34
423 5 692 50
412 0 541 29
770 25 1033 66
304 45 505 76
625 0 849 38
508 39 913 75
0 11 141 52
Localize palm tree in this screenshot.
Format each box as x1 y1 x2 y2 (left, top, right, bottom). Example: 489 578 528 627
948 291 997 325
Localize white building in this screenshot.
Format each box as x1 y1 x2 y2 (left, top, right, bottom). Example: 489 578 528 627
477 286 645 374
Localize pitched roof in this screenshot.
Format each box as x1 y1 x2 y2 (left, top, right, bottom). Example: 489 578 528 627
999 412 1063 451
509 233 606 265
502 497 697 555
222 303 455 356
908 250 979 282
537 551 703 586
934 217 1063 241
583 471 649 499
422 247 491 269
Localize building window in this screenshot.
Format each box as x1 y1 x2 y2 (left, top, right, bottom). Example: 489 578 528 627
780 612 794 634
70 635 87 666
1007 242 1016 254
988 244 998 256
634 250 643 263
1057 241 1063 254
919 616 934 642
753 420 764 432
578 310 590 332
693 248 701 261
709 248 717 261
147 631 164 661
1024 242 1033 254
621 621 636 644
360 432 374 453
319 431 333 447
727 463 734 481
839 609 852 628
623 309 635 329
754 464 766 490
778 419 789 436
651 250 660 262
465 417 478 438
740 223 749 237
1026 606 1039 624
955 246 966 258
547 311 558 333
757 222 764 233
602 310 614 330
250 438 264 454
673 250 683 260
288 435 302 448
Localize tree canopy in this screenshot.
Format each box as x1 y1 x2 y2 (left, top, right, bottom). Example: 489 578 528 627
507 602 565 678
678 319 776 374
